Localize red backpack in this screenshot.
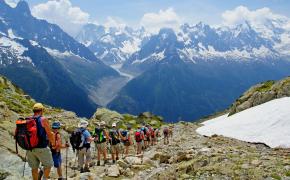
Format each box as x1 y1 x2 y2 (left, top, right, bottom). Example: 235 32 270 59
15 117 39 153
135 131 142 142
151 128 155 138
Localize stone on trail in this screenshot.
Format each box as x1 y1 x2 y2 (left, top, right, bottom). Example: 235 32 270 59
107 164 120 177
125 156 142 165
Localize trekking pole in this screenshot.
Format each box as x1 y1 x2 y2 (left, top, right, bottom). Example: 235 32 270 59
22 151 27 177
65 141 68 180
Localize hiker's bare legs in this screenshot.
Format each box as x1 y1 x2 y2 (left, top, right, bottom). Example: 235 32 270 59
97 149 101 161
103 148 107 161
57 166 62 178
43 167 51 179
31 168 38 180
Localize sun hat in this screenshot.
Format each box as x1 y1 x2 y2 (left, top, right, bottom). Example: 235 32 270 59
33 103 44 111
112 122 116 127
52 121 61 129
78 120 89 128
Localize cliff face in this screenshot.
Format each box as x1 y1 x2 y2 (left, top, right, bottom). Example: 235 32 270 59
229 77 290 116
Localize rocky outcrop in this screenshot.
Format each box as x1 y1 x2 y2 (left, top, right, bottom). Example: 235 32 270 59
229 77 290 115
90 108 164 129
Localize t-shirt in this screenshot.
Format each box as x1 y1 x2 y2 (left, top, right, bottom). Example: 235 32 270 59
81 128 91 144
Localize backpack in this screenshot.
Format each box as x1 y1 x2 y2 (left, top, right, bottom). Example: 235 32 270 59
15 117 39 153
135 131 142 142
163 128 169 136
142 127 150 137
109 130 120 145
50 132 59 154
121 130 130 141
151 128 155 138
70 128 85 152
94 128 106 143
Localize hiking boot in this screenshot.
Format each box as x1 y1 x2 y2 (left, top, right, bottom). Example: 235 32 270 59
84 167 90 172
97 161 100 166
112 160 116 164
80 168 84 173
116 157 119 161
104 160 108 165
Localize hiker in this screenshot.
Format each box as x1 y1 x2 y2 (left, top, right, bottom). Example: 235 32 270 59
109 123 122 163
50 121 69 180
163 126 169 145
120 126 132 158
151 128 158 146
93 121 109 166
76 120 94 173
26 103 54 180
169 125 174 139
135 125 144 155
141 125 150 149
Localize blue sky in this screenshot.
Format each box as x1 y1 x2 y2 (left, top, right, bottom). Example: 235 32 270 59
27 0 290 25
5 0 286 35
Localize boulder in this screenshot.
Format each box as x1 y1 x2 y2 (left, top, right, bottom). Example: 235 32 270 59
107 165 120 177
117 159 129 169
125 156 142 165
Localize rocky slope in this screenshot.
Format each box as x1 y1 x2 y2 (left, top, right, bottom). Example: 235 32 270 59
1 75 289 180
229 76 290 115
55 122 290 180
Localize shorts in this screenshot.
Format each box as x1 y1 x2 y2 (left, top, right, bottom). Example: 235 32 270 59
52 152 62 168
96 142 107 153
27 147 53 169
78 148 91 167
123 140 130 147
111 143 121 153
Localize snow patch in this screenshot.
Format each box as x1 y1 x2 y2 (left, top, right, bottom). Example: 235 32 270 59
120 39 141 55
197 97 290 148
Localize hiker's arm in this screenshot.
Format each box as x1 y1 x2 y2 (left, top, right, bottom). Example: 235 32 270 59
87 136 95 143
56 134 63 149
104 130 110 140
41 118 54 146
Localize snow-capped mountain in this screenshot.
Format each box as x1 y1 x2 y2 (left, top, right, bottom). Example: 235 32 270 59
0 0 120 117
122 22 284 73
0 1 98 61
76 24 149 65
109 21 290 121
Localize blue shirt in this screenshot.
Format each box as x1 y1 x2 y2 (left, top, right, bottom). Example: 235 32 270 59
80 128 91 144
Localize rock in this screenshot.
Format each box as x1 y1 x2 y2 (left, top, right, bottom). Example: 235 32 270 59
241 164 250 169
125 156 142 165
117 159 129 168
142 157 155 166
123 168 134 177
180 174 191 179
251 160 262 166
131 165 148 170
107 165 120 177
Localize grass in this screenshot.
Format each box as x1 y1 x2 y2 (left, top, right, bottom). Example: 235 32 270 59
256 80 275 92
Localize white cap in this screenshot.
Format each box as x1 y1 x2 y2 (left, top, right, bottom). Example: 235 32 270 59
112 122 116 127
78 120 89 128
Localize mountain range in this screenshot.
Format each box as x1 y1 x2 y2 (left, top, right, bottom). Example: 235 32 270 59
0 1 119 117
1 0 290 120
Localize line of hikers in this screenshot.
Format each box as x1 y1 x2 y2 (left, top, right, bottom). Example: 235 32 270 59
72 120 172 172
14 103 173 180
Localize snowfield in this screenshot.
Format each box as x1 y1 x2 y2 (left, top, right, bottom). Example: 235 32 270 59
196 97 290 148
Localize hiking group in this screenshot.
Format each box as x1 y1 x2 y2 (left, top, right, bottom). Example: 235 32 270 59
14 103 173 180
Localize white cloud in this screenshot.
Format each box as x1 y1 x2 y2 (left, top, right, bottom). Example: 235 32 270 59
32 0 89 36
140 8 181 33
104 17 126 30
222 6 289 28
4 0 18 8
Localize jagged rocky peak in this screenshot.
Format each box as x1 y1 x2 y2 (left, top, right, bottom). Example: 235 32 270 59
15 0 31 16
